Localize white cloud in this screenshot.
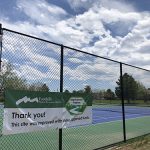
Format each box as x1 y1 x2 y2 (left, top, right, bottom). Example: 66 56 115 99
2 31 61 82
0 0 150 87
95 7 141 23
64 56 120 83
17 0 68 25
67 0 135 12
99 0 135 12
68 58 83 63
67 0 94 11
110 13 150 68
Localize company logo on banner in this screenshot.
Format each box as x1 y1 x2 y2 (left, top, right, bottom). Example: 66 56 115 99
65 97 87 115
2 89 92 135
16 96 53 105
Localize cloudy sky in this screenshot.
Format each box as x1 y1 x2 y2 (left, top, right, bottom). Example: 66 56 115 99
0 0 150 91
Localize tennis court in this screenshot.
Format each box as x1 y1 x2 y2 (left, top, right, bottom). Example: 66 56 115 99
0 104 150 150
93 104 150 124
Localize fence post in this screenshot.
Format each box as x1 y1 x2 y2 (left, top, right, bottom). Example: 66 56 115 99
59 44 64 150
120 62 126 142
0 23 2 71
0 24 3 138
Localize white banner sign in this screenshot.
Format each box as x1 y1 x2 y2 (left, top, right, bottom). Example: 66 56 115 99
3 90 92 135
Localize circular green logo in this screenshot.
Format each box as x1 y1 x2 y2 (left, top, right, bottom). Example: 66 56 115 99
65 97 87 115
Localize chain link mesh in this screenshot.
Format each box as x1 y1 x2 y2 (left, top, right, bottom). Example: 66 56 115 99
122 64 150 140
63 47 123 150
0 30 61 150
0 29 149 150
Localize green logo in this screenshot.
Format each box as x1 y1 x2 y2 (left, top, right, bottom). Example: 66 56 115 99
65 97 87 115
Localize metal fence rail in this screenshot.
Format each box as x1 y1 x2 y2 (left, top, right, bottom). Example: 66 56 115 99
0 24 150 150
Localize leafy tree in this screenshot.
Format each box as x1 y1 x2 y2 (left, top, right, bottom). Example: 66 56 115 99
28 82 49 92
115 73 138 103
84 85 92 93
0 62 27 90
77 90 84 93
72 90 83 94
148 88 150 101
104 89 115 100
0 61 52 95
41 84 49 92
92 89 106 104
64 89 70 93
0 62 28 102
72 90 77 94
137 82 149 102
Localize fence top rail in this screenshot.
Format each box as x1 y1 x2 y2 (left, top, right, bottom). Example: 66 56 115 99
2 27 150 72
2 28 62 47
121 63 150 72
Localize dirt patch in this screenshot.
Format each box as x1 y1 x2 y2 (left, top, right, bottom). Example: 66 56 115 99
110 135 150 150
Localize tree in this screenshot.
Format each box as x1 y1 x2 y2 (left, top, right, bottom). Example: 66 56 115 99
41 84 49 92
115 73 138 103
84 85 92 93
92 89 106 104
0 62 27 90
0 61 51 94
148 88 150 101
137 82 149 102
72 90 83 94
104 89 115 100
64 89 70 93
0 62 27 102
72 90 77 94
28 82 49 92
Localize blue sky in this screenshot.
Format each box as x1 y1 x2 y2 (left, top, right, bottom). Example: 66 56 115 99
0 0 150 91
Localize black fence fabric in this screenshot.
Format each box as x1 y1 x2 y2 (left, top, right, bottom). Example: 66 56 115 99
122 64 150 140
0 28 150 150
0 29 60 150
63 47 123 150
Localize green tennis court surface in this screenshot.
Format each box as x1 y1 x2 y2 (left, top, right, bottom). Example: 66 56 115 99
0 114 150 150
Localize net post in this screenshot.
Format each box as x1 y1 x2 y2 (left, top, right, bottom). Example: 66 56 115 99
59 44 64 150
120 62 126 142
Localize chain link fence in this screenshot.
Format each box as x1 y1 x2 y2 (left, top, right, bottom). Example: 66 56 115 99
122 64 150 140
62 47 123 150
0 29 60 150
0 27 150 150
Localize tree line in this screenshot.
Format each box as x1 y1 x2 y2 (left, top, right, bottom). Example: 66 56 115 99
65 73 150 103
0 62 49 102
0 62 150 103
0 62 49 92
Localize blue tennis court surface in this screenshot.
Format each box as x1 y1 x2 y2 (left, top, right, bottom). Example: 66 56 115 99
92 105 150 124
0 104 150 125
